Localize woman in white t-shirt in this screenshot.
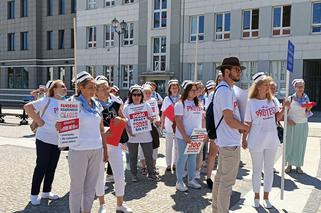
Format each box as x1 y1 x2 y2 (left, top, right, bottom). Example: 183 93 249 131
24 80 67 205
160 79 180 172
123 85 158 182
138 84 161 175
174 81 205 192
242 73 288 209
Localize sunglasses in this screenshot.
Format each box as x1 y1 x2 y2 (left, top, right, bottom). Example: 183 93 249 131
132 93 142 97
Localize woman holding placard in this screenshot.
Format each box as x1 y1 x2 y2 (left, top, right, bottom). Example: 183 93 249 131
123 84 158 182
285 79 312 174
24 80 67 206
174 81 205 192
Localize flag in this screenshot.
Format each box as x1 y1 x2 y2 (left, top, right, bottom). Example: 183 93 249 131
105 117 126 146
163 105 175 122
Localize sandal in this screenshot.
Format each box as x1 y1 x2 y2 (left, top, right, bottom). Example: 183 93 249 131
141 167 147 176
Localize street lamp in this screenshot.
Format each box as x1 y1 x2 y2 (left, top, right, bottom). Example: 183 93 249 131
112 18 127 89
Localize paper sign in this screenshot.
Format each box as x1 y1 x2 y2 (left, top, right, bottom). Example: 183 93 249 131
128 104 152 134
184 128 207 154
58 101 80 147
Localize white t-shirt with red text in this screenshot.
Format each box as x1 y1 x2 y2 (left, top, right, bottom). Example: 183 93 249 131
146 98 160 121
244 98 280 152
174 100 203 139
214 81 241 147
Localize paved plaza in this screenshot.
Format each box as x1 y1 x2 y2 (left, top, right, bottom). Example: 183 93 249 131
0 110 320 213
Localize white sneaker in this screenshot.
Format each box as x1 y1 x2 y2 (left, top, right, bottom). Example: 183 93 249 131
30 195 41 206
98 204 107 213
105 175 114 183
42 192 59 200
188 179 201 189
176 182 188 192
183 170 188 178
253 199 260 208
116 203 133 213
195 170 201 179
263 199 272 209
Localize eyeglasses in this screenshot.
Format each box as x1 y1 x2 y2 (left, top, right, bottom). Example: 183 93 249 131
190 89 198 93
231 67 242 73
132 93 142 97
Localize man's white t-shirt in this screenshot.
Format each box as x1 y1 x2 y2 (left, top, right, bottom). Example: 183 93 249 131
161 96 179 133
32 97 59 145
70 100 103 151
214 81 241 147
244 99 280 152
174 100 203 139
123 102 153 143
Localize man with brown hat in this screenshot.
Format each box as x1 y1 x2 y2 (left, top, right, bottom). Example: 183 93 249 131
212 57 249 213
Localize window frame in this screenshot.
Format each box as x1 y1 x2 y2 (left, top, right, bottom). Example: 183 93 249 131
190 15 205 42
71 0 76 13
20 0 28 17
124 0 134 4
152 36 166 72
87 26 97 48
105 0 115 7
20 32 28 50
153 0 167 29
104 65 114 85
88 0 96 9
105 25 115 47
47 0 53 16
8 1 15 19
58 0 65 15
312 2 321 34
215 12 231 41
242 9 259 39
189 63 204 81
58 30 65 49
47 31 53 50
123 23 134 46
7 33 15 51
272 5 291 36
122 65 133 89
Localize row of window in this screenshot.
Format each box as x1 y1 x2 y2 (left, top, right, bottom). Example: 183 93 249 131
6 29 74 51
87 0 134 9
6 0 76 20
190 3 321 41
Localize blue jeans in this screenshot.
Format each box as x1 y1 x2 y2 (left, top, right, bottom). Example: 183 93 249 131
176 138 197 183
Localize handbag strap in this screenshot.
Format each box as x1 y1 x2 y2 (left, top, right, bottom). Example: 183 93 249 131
40 98 51 118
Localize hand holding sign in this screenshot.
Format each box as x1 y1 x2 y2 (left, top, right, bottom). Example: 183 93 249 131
184 128 207 154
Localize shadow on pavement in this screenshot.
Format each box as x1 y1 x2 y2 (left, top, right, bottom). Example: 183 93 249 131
13 193 70 213
237 160 251 180
288 172 321 190
272 174 298 191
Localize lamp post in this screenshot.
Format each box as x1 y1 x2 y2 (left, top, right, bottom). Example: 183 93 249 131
112 18 127 89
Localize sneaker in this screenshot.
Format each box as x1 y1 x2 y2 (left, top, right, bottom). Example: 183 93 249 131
285 165 292 173
172 165 176 171
176 182 188 192
141 167 147 176
254 199 260 208
263 199 272 209
116 203 133 213
105 175 114 183
206 178 213 189
42 192 59 200
98 204 107 213
131 176 138 183
188 179 201 189
166 165 171 172
30 195 41 206
296 167 303 174
195 170 201 179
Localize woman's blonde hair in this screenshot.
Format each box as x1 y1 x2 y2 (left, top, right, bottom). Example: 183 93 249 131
48 80 64 97
95 80 109 90
248 76 273 101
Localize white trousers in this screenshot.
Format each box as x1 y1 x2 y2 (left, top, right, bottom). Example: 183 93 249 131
250 149 277 193
95 149 105 197
165 132 178 166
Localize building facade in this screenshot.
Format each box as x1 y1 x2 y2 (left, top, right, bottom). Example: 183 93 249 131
0 0 76 95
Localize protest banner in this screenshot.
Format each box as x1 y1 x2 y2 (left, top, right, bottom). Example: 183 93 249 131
184 128 207 154
128 104 152 134
57 101 80 148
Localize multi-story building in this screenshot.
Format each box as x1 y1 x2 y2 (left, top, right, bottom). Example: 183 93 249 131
0 0 76 103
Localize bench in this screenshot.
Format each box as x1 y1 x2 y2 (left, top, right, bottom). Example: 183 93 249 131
0 99 30 125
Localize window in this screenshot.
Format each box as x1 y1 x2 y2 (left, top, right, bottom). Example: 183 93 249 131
47 67 54 81
105 0 115 7
152 37 166 71
88 0 96 9
8 67 29 89
215 12 230 40
153 0 167 28
58 30 64 49
20 32 28 50
189 64 204 81
8 1 15 19
59 0 65 15
239 61 258 89
312 3 321 33
8 33 15 51
273 5 291 36
123 23 134 46
86 66 96 76
270 61 287 98
58 67 66 81
71 29 74 48
124 0 134 4
47 0 53 16
71 0 76 13
105 25 115 47
190 15 204 42
104 65 114 84
122 65 133 88
87 26 96 48
47 31 53 50
20 0 28 17
242 9 259 38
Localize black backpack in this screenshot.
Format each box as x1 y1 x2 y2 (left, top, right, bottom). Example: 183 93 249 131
206 85 228 139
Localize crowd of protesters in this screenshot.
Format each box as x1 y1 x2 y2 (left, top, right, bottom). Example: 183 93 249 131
24 56 314 213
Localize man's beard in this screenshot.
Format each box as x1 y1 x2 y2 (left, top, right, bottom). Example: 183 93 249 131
229 73 241 82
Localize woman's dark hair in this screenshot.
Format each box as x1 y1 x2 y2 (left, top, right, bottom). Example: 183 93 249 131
180 83 199 106
76 78 94 97
128 89 144 104
167 84 180 96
